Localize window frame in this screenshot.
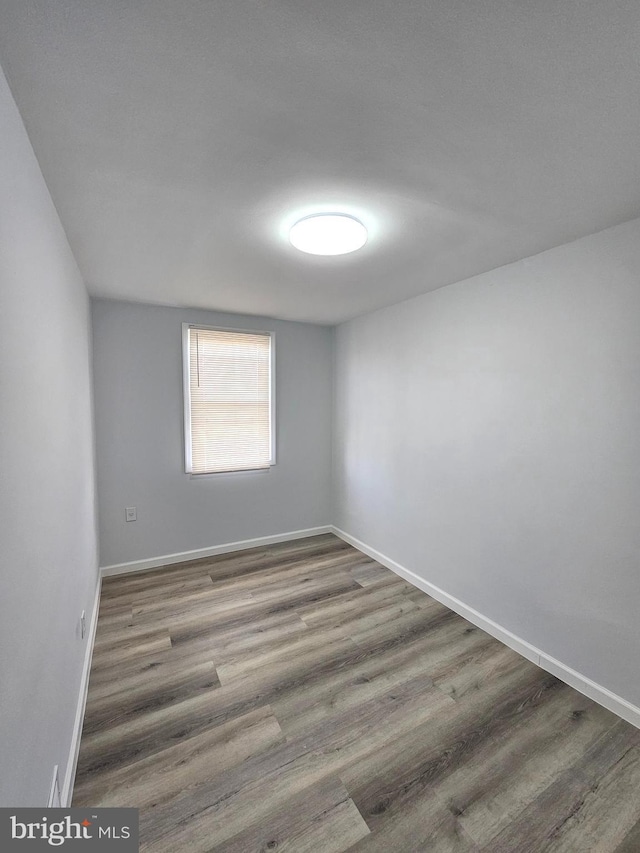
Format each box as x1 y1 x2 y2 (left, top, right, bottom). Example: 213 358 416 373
182 323 276 477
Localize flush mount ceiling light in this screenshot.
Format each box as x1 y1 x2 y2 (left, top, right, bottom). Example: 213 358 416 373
289 213 368 256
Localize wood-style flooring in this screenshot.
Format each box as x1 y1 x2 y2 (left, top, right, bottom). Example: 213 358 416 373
74 534 640 851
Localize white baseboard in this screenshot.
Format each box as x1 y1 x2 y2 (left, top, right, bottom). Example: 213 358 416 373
332 526 640 730
61 574 102 806
100 526 333 578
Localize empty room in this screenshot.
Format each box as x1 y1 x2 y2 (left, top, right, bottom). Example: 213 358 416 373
1 1 640 850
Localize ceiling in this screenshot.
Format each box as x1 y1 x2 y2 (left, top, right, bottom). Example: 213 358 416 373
1 1 640 324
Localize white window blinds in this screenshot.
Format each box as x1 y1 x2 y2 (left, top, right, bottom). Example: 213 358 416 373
184 326 273 474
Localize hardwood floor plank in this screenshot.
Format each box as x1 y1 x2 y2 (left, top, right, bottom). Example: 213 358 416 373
342 657 558 826
101 572 214 607
138 675 454 852
346 670 605 829
93 622 176 652
207 549 375 598
84 643 193 689
613 817 640 853
430 632 525 701
90 628 172 670
341 673 605 852
450 691 621 845
205 536 352 584
344 801 477 853
93 604 134 635
203 532 346 566
74 706 283 810
82 661 220 735
294 574 416 622
75 686 262 780
199 572 365 627
544 738 640 852
85 650 216 702
480 721 640 852
74 534 640 853
76 630 373 781
217 776 370 853
168 610 310 665
347 561 394 587
131 588 254 625
301 593 421 637
272 613 496 738
215 630 362 688
349 600 457 648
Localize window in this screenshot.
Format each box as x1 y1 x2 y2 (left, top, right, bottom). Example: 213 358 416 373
183 324 275 475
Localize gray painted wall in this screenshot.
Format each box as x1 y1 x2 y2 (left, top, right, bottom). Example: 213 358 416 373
334 217 640 707
0 66 98 805
92 299 333 567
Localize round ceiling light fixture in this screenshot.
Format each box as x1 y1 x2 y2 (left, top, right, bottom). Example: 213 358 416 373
289 213 368 256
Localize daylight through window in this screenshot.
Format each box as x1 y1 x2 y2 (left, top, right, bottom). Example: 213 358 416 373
183 325 274 474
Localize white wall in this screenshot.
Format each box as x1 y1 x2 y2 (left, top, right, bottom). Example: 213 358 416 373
334 217 640 708
0 66 99 805
92 299 333 568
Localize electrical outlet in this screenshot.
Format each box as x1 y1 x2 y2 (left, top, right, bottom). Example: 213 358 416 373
80 610 86 639
125 506 137 522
